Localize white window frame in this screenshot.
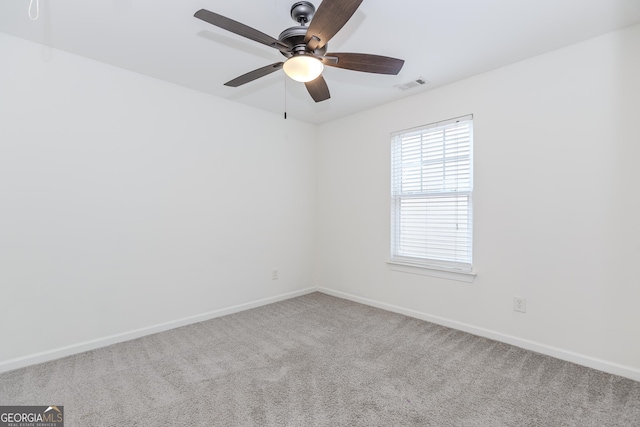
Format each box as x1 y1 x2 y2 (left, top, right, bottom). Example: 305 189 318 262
389 115 474 275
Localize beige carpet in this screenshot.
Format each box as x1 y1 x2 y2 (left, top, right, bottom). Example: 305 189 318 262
1 292 639 426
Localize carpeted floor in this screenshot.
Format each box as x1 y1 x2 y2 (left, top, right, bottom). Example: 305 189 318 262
1 292 639 426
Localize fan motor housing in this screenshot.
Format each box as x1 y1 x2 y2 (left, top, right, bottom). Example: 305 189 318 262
278 26 327 58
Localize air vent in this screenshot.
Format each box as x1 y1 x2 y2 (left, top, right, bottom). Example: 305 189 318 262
395 77 429 91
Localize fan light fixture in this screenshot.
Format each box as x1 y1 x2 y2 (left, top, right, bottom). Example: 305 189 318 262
193 1 405 103
283 55 324 83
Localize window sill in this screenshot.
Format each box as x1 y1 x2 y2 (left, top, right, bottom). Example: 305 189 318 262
387 260 476 283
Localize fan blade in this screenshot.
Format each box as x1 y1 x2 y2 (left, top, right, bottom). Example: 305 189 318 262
324 53 405 75
304 75 330 102
304 0 363 51
224 62 284 87
194 9 290 52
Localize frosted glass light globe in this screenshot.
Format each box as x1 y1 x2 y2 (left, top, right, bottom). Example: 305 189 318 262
283 55 324 83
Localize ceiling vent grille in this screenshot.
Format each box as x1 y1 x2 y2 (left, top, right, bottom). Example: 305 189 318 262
395 77 429 91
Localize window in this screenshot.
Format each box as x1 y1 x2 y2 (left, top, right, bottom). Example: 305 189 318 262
390 115 473 272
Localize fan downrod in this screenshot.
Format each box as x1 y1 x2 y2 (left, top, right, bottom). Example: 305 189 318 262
279 2 327 58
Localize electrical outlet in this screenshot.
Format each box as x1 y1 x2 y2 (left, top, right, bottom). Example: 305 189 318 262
514 297 526 313
272 269 278 280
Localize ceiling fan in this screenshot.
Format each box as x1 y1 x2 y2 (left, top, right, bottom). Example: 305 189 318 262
194 0 405 103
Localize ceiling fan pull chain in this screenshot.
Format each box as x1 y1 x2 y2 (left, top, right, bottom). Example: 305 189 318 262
284 74 288 120
28 0 39 20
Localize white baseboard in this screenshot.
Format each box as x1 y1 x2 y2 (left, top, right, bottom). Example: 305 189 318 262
317 287 640 382
0 287 317 374
4 286 639 382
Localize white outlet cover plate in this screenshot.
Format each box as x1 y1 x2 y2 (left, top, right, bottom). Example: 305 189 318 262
514 297 526 313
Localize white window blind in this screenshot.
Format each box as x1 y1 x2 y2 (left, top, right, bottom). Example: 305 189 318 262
391 115 473 272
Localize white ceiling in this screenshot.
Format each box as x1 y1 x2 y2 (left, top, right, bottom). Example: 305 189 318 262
2 0 639 124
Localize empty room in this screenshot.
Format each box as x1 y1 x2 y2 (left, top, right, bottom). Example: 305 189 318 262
1 0 639 425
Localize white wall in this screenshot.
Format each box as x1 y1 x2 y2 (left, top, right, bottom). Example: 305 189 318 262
0 34 317 363
317 24 640 376
2 23 639 380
